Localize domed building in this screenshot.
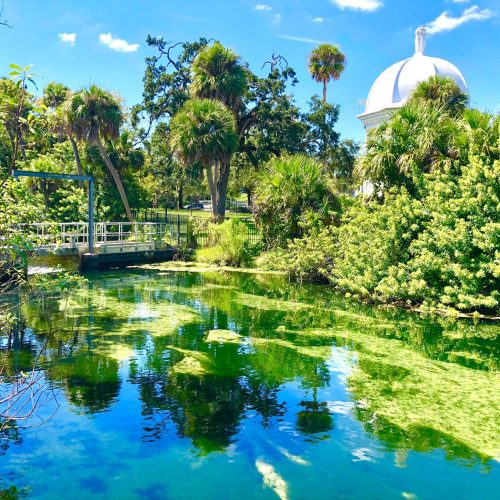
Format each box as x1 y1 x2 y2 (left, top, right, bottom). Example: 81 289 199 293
358 27 469 132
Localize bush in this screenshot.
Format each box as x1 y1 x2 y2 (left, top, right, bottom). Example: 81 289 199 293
253 154 339 248
262 154 500 314
196 219 259 267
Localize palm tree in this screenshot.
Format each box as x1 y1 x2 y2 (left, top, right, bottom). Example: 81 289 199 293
169 98 238 221
190 42 247 112
42 82 84 180
308 44 346 103
187 42 248 220
355 77 473 194
408 75 469 117
64 85 133 221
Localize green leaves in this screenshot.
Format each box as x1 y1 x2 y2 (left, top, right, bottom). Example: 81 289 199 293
169 98 237 167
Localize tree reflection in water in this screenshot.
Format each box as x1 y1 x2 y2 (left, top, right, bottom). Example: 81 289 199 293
1 268 498 465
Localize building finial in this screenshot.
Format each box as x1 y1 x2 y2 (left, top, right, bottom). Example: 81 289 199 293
415 26 426 56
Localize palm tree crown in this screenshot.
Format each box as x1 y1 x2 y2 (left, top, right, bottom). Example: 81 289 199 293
169 98 238 166
408 75 469 117
308 44 346 103
65 84 122 144
190 42 247 111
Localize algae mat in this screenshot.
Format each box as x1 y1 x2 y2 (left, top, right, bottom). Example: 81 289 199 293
5 268 499 499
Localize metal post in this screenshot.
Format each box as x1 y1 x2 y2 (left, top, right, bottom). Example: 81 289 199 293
88 179 94 253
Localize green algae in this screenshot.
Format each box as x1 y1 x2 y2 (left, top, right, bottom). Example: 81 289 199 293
205 329 243 344
169 347 216 376
304 326 500 460
237 293 312 312
171 356 208 376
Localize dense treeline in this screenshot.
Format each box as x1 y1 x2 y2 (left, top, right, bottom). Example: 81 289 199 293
0 39 355 225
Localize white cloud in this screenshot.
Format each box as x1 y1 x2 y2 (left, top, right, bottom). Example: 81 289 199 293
451 0 470 3
99 33 139 52
426 5 494 35
330 0 383 12
254 4 271 10
313 17 325 23
58 32 76 46
273 14 281 24
276 34 332 44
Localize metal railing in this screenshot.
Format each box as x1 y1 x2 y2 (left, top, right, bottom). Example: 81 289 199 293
28 222 179 251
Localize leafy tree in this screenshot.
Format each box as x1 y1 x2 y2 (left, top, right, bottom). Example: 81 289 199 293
169 98 238 220
308 44 346 103
147 122 203 208
64 85 133 221
355 77 471 194
0 66 38 173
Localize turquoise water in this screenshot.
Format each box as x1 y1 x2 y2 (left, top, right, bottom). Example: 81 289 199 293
1 269 499 499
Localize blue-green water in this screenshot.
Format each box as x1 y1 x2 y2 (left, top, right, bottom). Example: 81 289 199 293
1 269 499 499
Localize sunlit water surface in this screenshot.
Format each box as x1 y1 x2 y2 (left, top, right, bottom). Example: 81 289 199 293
1 269 499 499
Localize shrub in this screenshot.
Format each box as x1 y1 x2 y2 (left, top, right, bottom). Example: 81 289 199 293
196 219 259 267
252 154 339 248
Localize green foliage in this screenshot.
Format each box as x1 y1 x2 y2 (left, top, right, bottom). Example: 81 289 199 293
377 157 500 312
355 77 489 195
190 42 248 111
169 98 238 166
408 75 469 117
253 154 339 247
0 179 44 292
65 84 122 144
308 44 346 102
265 154 500 314
196 219 259 267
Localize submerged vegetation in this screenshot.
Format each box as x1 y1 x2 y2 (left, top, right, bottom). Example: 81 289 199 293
0 269 498 497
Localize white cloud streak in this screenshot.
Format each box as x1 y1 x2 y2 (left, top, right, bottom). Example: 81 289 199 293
313 17 325 23
58 32 76 46
276 34 332 44
99 33 139 52
426 5 494 35
254 4 271 11
330 0 383 12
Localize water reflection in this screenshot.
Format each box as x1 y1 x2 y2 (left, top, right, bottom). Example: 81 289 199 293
1 269 499 471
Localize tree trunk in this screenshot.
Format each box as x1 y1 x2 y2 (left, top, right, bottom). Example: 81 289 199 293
245 188 251 208
95 138 134 222
215 159 230 222
69 135 84 188
177 183 183 209
205 165 218 222
41 180 49 208
323 80 328 104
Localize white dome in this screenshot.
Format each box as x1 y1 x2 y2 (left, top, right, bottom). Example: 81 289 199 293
361 27 469 118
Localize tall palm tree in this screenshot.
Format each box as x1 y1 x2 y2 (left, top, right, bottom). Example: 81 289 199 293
308 44 346 103
190 42 247 112
65 85 133 221
187 42 248 220
169 98 238 221
42 82 84 180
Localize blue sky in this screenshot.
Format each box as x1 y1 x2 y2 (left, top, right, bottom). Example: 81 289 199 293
1 0 499 141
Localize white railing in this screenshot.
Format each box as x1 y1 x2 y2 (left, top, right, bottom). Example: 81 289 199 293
28 222 177 251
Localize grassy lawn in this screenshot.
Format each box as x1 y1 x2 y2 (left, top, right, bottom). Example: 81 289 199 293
140 208 251 220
